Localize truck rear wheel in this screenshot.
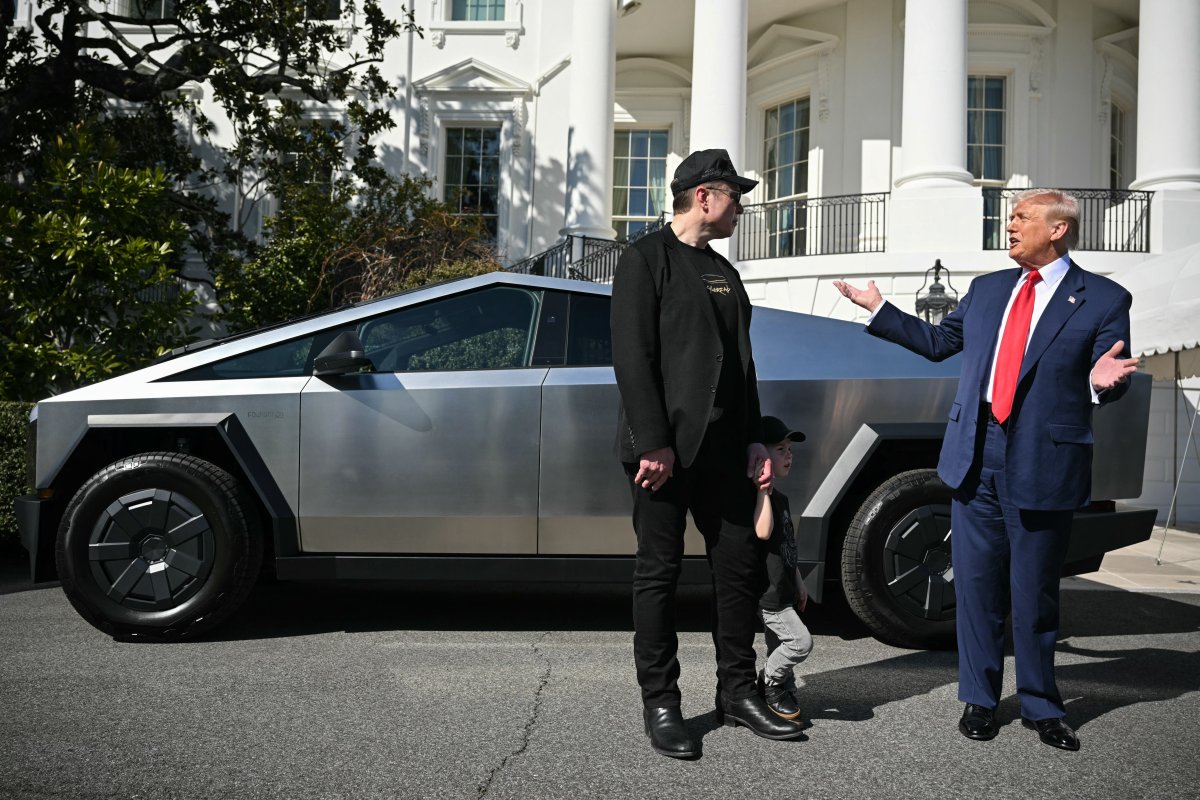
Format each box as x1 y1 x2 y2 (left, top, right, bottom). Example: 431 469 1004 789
841 469 956 649
56 452 262 641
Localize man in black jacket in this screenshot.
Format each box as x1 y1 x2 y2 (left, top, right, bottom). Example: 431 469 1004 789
612 149 806 758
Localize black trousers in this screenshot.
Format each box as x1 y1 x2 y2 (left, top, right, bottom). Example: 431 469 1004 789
625 426 764 708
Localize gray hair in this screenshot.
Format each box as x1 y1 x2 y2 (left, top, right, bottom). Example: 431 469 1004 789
1011 189 1080 251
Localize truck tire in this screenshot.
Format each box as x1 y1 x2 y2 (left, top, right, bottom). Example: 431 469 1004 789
841 469 956 649
56 452 262 641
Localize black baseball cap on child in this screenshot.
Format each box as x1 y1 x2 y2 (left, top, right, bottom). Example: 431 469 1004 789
762 415 806 445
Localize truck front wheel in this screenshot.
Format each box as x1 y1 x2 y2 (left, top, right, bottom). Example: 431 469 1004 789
56 452 262 641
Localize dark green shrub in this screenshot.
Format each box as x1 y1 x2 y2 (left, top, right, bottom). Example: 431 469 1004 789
0 402 33 547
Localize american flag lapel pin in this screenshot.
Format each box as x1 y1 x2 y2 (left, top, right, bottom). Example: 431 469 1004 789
1067 295 1076 304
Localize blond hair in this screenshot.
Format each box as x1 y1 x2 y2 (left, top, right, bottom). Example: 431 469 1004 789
1012 189 1080 250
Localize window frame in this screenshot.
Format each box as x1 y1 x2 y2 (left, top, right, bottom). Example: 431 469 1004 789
450 0 505 21
760 96 813 204
748 92 814 259
427 0 523 48
966 73 1008 187
442 124 503 242
127 0 176 19
611 128 670 240
746 70 823 203
428 105 516 257
253 103 348 235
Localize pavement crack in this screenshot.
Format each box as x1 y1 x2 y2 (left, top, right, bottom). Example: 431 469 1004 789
476 630 552 798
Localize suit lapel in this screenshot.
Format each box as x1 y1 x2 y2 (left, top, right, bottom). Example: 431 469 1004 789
1019 260 1086 383
974 269 1021 393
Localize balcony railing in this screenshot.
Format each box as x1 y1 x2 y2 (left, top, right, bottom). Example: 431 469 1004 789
738 192 888 260
982 187 1152 252
506 215 666 283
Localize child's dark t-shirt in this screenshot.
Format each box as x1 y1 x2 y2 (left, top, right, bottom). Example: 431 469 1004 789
760 491 799 611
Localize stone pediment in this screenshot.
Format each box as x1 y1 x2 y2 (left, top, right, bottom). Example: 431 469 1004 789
413 58 531 95
747 24 838 73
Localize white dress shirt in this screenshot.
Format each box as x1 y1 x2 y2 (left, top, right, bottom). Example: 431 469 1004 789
983 254 1070 403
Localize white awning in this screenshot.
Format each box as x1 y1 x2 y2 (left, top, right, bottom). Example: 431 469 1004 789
1110 242 1200 380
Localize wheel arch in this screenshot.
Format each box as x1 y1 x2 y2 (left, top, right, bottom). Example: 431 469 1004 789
795 422 944 601
33 413 295 582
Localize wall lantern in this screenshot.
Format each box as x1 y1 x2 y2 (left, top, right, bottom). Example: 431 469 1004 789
914 259 959 324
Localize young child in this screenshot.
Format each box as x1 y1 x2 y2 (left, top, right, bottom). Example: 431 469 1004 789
755 415 814 723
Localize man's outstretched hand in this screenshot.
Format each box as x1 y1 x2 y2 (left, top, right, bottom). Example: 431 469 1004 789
1091 340 1140 392
832 279 883 312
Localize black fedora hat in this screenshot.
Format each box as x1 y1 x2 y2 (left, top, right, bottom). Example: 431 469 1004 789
670 148 759 196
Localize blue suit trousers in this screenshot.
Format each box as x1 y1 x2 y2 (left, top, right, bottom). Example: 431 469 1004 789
952 414 1073 720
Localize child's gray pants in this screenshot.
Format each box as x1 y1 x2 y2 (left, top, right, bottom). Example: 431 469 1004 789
761 606 813 686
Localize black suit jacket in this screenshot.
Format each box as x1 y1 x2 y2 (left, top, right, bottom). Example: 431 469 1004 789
611 225 764 468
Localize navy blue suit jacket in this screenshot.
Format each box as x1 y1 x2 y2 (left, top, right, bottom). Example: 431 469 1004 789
868 259 1132 511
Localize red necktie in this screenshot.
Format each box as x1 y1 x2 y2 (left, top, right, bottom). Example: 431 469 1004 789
991 270 1042 424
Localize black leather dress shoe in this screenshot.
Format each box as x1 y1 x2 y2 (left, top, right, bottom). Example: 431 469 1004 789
643 707 698 758
1022 717 1080 751
719 695 806 740
958 703 999 741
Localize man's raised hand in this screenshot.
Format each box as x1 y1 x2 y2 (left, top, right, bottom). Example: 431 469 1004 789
1091 340 1140 392
832 279 883 312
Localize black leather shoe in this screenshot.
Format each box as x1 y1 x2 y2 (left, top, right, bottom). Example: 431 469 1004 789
719 694 806 740
1022 717 1080 751
958 704 999 741
643 707 698 759
759 670 802 721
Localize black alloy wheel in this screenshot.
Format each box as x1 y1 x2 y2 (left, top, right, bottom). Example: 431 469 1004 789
57 452 262 641
840 469 957 649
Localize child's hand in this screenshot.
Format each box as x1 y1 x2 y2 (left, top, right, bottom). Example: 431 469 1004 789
797 576 809 612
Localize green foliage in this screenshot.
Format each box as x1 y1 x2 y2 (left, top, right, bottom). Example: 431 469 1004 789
219 173 501 331
0 402 32 547
1 3 485 376
0 126 194 401
1 2 413 170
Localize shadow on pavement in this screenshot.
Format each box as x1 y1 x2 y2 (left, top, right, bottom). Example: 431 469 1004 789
206 575 1200 644
209 578 872 642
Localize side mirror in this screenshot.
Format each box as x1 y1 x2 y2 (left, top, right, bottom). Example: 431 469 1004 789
313 331 372 376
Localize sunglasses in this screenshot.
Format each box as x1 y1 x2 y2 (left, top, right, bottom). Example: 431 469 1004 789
704 186 743 204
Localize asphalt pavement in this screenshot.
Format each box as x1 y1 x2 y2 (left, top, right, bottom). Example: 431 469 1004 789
1 533 1198 800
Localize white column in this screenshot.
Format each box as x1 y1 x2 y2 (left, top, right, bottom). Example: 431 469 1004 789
1131 0 1200 251
688 0 748 259
688 0 748 163
1131 0 1200 192
561 0 617 242
895 0 972 188
889 0 980 253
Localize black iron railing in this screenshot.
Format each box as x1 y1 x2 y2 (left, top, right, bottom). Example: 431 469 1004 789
506 215 666 283
982 187 1152 252
738 192 888 260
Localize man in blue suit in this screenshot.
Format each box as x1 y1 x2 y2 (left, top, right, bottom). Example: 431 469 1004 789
834 189 1139 751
